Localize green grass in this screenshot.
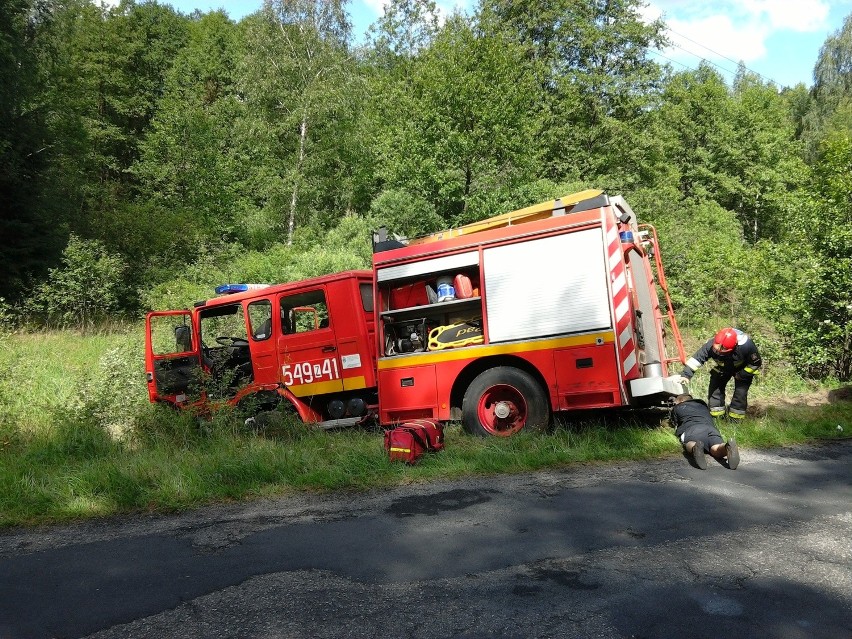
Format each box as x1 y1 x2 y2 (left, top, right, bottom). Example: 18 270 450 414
1 328 850 527
0 331 132 433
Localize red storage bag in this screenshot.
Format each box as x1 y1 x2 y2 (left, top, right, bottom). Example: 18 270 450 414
384 427 428 464
403 419 445 451
384 420 444 464
389 283 429 309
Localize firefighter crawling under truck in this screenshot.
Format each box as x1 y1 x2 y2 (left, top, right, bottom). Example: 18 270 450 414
145 189 687 436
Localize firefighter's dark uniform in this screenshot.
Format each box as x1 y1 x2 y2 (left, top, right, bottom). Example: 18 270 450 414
681 329 762 420
669 397 724 452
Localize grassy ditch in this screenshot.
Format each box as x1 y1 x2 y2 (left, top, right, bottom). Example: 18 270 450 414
1 329 850 527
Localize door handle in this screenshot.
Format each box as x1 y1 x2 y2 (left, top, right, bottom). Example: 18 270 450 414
322 345 336 353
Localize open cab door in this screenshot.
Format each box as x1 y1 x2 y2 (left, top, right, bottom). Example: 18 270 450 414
145 310 202 407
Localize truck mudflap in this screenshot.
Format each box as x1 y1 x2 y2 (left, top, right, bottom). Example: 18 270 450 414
629 375 685 398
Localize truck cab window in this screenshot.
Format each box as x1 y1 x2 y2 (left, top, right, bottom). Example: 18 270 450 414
174 325 193 352
359 283 374 313
280 289 329 334
248 300 273 341
149 315 192 355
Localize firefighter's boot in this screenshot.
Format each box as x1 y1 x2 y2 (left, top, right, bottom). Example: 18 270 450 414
685 441 708 470
709 404 727 423
725 438 740 470
728 406 746 422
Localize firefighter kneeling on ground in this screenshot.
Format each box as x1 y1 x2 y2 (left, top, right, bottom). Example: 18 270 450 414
673 327 762 421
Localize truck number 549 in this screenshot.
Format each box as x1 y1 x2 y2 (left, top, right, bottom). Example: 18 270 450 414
282 358 340 386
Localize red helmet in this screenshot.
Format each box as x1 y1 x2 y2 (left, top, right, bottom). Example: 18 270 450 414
713 327 738 353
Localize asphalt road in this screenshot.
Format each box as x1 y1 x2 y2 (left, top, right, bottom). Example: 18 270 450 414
1 440 851 639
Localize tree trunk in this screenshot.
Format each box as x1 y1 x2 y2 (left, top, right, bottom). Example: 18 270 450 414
462 164 472 216
287 113 308 245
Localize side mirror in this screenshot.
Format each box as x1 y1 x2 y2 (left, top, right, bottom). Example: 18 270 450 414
174 325 192 352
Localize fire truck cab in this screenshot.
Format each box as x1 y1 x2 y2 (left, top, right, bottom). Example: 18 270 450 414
372 190 685 436
144 270 378 427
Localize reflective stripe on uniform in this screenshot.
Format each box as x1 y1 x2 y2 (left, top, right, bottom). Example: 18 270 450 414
686 357 702 371
728 408 746 419
744 366 760 374
710 407 726 417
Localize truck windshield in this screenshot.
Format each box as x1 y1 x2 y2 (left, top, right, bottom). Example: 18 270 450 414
199 304 249 344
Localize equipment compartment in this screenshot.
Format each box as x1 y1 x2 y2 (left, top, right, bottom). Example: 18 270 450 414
378 267 484 357
383 317 432 356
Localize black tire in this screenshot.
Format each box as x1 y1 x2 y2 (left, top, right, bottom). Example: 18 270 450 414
461 366 550 437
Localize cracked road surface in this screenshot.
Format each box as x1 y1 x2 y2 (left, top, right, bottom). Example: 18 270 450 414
1 440 851 638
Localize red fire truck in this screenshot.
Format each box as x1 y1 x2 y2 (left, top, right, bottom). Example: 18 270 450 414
145 270 379 428
145 189 685 434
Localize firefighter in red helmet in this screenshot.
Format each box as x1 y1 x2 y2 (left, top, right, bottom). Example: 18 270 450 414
675 328 762 420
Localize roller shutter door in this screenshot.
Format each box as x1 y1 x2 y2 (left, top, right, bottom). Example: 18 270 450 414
484 229 611 343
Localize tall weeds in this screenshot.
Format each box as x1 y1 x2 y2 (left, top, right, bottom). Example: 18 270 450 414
0 328 849 527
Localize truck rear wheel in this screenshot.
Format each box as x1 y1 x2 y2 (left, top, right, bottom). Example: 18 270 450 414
462 366 549 437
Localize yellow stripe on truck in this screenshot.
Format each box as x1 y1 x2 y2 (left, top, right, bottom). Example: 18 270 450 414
286 375 367 396
287 379 344 397
377 331 615 370
342 375 367 391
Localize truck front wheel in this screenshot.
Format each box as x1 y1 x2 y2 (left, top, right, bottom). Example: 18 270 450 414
462 367 549 437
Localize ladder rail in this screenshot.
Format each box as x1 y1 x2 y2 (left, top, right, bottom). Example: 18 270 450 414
639 223 686 367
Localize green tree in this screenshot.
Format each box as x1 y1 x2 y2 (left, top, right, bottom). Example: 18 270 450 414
133 11 258 253
39 0 189 251
649 65 804 241
484 0 667 187
725 68 807 241
368 188 444 237
651 65 735 201
652 198 748 324
0 0 66 302
366 0 440 63
240 0 358 245
791 131 852 378
367 10 542 222
802 12 852 158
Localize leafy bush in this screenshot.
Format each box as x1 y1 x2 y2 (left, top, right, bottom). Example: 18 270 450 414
0 297 15 333
70 336 151 442
653 198 748 324
751 131 852 379
25 236 128 330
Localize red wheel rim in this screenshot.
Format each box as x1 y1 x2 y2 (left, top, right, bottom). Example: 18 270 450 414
476 383 527 436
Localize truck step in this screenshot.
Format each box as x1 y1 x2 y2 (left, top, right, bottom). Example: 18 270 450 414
313 416 366 430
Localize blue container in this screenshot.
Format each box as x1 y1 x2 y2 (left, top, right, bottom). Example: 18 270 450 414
437 282 455 302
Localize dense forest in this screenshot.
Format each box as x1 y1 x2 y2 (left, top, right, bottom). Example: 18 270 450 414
1 0 851 381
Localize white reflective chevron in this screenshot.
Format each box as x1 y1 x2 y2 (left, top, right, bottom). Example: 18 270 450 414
622 350 637 373
609 249 621 272
611 271 626 295
615 298 629 322
606 226 618 246
619 326 633 348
